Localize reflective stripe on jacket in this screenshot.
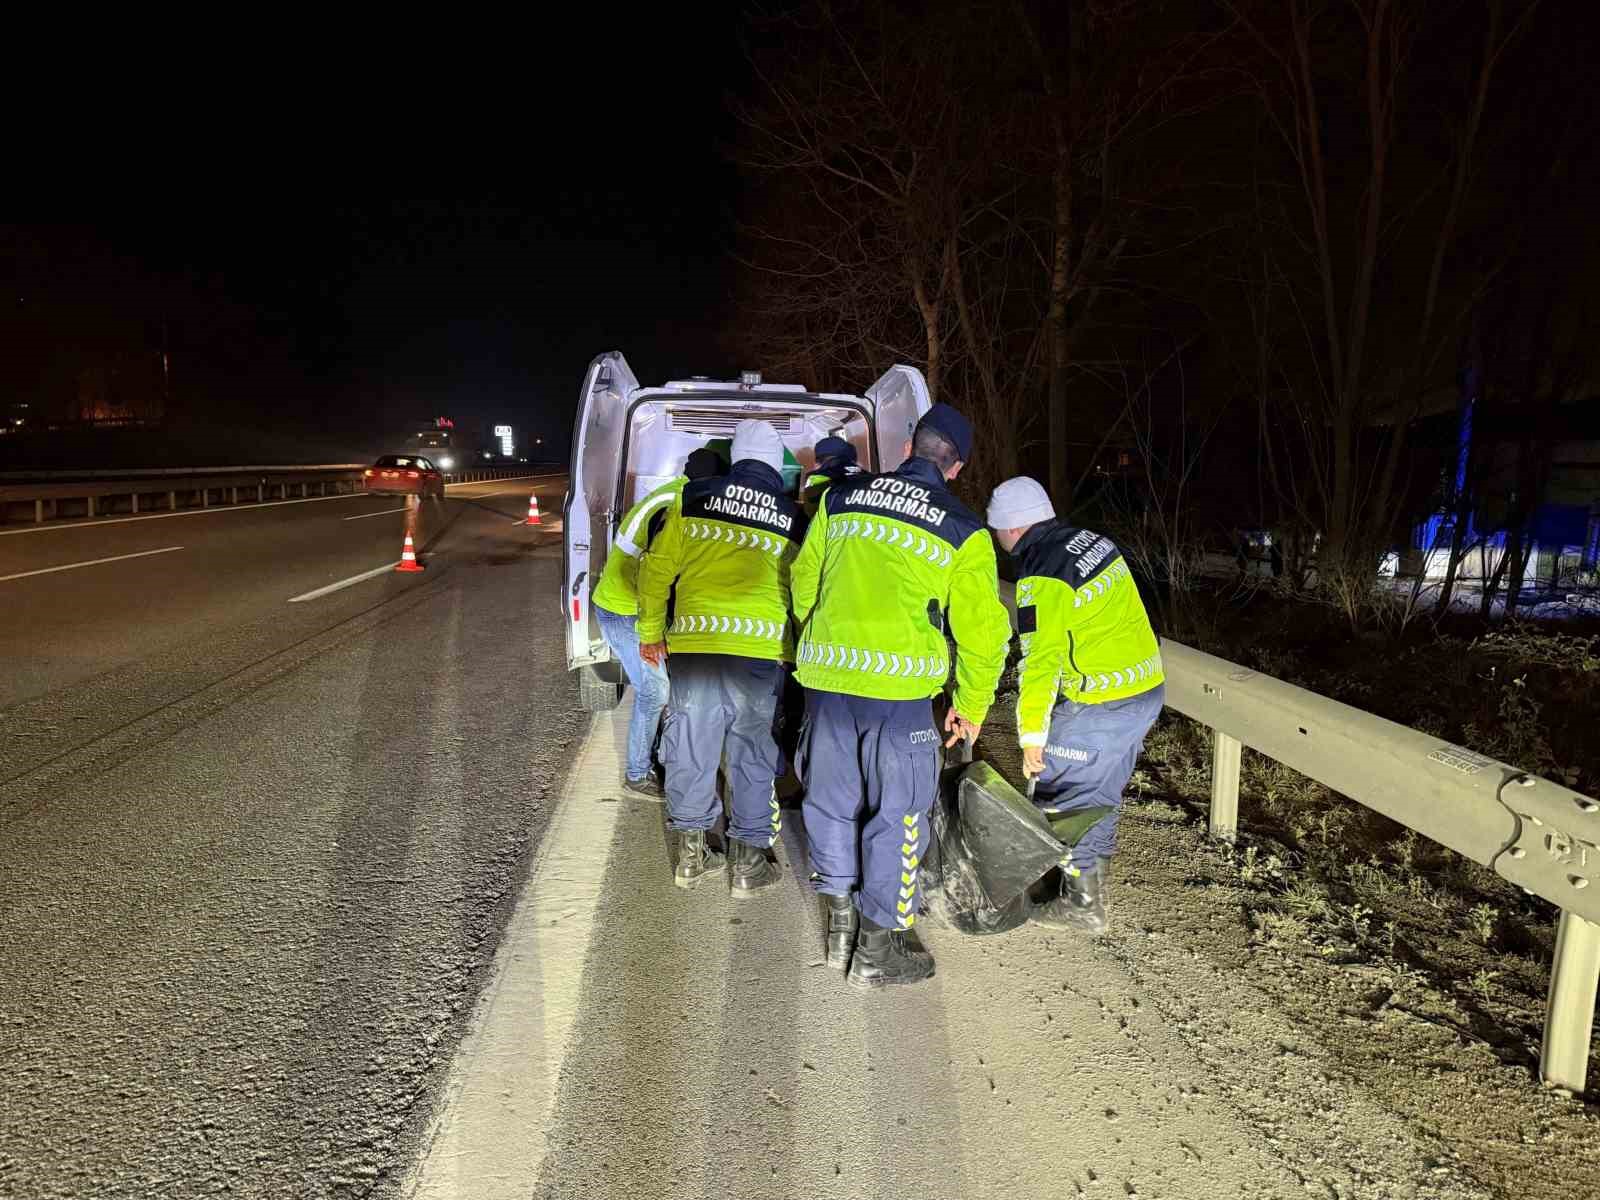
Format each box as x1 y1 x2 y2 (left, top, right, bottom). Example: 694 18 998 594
637 460 805 660
801 462 861 509
591 476 687 616
1012 520 1164 747
791 456 1010 725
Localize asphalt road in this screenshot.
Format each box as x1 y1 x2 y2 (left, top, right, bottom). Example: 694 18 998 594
2 471 1585 1199
0 474 586 1199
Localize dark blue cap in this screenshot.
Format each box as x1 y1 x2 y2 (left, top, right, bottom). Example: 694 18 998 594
813 436 856 465
685 446 724 480
915 403 973 462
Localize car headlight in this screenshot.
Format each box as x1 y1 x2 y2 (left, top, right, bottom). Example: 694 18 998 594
438 456 455 470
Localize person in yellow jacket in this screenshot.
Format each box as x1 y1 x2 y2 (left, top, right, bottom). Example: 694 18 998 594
591 446 724 798
987 476 1166 934
791 403 1011 989
799 435 860 514
638 421 805 894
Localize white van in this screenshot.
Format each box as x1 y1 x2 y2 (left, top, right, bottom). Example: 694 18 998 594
563 352 932 710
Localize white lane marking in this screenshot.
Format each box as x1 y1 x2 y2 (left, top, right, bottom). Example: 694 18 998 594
343 507 409 521
0 545 185 583
406 709 623 1199
0 491 370 537
286 562 404 603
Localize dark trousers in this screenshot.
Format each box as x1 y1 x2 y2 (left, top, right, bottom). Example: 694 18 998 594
661 653 784 847
797 688 941 930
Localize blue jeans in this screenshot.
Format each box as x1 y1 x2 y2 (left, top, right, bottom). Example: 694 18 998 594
594 604 671 780
1035 684 1166 869
660 654 784 846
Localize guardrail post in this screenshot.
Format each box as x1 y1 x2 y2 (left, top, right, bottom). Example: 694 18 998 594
168 489 176 511
1540 910 1599 1094
87 496 96 518
34 499 43 523
1210 729 1242 843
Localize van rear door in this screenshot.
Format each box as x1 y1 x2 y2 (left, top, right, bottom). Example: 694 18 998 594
564 351 638 670
865 364 933 471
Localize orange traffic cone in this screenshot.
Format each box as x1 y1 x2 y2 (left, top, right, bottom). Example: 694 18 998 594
395 532 425 572
524 493 542 526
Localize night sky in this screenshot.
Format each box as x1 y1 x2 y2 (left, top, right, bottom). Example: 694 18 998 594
5 8 746 452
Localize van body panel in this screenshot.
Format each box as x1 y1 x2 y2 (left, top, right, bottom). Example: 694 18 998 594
565 352 638 669
865 364 932 472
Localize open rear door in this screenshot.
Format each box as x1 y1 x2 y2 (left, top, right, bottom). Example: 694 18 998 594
865 364 933 471
564 351 638 671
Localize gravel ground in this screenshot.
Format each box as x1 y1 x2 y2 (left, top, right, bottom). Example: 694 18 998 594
977 685 1600 1200
452 681 1597 1199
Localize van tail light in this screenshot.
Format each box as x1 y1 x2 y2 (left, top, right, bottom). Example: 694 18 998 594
572 598 581 623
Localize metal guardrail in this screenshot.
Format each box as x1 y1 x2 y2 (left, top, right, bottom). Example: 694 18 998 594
1162 639 1599 1094
994 581 1598 1092
0 464 367 482
0 465 551 526
0 467 367 524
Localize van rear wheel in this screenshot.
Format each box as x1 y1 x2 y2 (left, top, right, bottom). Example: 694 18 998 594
578 664 625 712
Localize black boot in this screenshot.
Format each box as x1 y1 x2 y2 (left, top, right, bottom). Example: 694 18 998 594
823 894 858 970
729 838 780 898
673 830 725 890
1034 859 1109 934
846 915 935 990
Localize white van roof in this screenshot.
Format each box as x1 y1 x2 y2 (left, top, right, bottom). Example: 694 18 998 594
660 379 809 393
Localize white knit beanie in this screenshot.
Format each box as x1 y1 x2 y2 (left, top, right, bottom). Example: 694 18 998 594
731 419 784 473
986 476 1055 530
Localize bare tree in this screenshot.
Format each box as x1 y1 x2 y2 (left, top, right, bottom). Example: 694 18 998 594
732 3 975 401
734 0 1220 498
1011 0 1224 510
1223 0 1539 610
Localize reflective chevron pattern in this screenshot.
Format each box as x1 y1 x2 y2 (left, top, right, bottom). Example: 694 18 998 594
672 614 785 640
683 520 786 556
796 640 947 680
1078 652 1164 695
897 811 922 928
827 515 952 567
1071 558 1132 609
